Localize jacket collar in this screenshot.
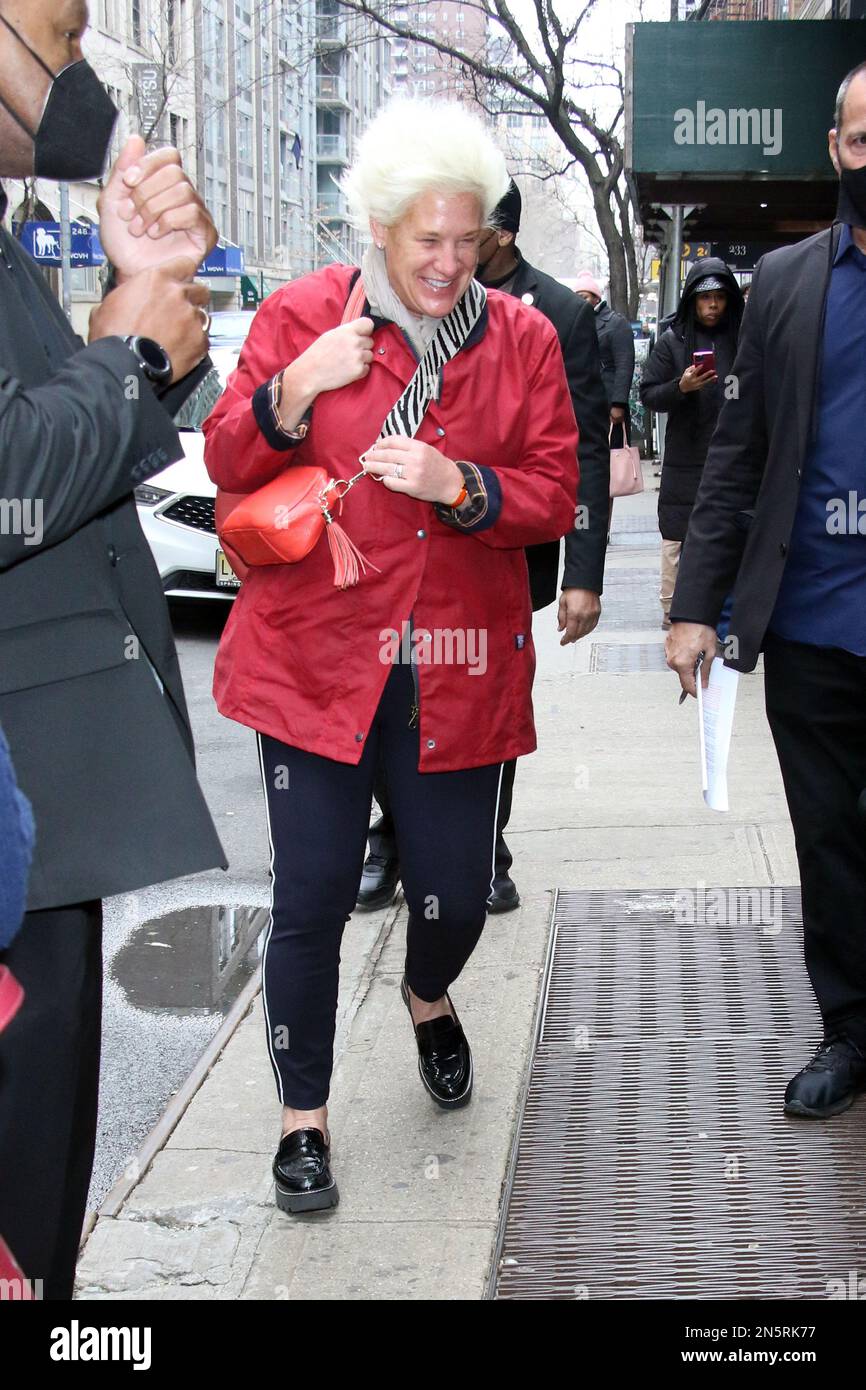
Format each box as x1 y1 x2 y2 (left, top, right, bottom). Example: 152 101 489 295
834 221 866 268
506 251 539 301
361 296 489 358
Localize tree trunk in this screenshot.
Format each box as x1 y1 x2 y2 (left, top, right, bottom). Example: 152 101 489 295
591 179 629 316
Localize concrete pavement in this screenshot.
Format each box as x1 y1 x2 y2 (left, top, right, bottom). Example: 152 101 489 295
75 470 797 1300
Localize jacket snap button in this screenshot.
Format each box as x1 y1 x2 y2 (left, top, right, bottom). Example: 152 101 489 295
436 427 445 437
426 738 436 749
355 732 364 742
779 542 787 557
417 529 427 539
107 545 118 566
377 346 386 355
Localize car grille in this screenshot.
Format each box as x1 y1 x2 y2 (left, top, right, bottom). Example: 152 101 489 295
163 569 232 596
162 495 217 533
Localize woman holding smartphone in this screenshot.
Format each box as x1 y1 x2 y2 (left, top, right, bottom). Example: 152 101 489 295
640 259 744 629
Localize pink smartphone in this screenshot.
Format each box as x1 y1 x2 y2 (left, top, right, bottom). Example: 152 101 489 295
692 350 716 375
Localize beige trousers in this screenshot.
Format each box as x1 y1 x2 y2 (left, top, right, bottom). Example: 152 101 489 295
660 539 682 618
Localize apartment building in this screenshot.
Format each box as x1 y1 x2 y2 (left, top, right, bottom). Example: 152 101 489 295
391 1 489 98
702 0 865 16
314 1 392 266
0 1 391 330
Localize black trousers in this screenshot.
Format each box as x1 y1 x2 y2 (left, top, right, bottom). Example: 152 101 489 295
764 633 866 1045
0 901 102 1301
257 662 504 1110
371 754 516 880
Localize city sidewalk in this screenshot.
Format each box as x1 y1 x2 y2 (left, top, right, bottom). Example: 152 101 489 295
75 471 797 1300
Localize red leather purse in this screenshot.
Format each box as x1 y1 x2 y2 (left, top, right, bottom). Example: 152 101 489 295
215 276 373 589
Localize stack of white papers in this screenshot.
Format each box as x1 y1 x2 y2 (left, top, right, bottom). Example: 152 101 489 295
695 660 740 812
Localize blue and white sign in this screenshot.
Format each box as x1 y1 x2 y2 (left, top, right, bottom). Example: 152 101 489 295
19 221 105 266
200 244 245 277
19 223 244 277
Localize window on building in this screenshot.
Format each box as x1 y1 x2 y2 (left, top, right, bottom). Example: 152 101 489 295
237 34 252 91
167 0 177 63
238 112 253 173
99 0 121 29
219 182 228 236
131 0 143 48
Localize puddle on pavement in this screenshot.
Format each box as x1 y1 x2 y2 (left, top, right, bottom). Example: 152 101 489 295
111 905 267 1015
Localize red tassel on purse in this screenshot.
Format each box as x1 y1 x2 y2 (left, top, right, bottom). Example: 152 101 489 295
216 465 380 589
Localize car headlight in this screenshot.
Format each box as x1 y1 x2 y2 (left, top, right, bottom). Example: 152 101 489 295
134 484 172 507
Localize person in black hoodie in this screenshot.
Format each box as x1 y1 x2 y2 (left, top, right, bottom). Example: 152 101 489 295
641 259 744 629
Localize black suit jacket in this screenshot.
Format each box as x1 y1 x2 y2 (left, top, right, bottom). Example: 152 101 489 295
506 257 610 609
671 225 841 672
0 207 226 912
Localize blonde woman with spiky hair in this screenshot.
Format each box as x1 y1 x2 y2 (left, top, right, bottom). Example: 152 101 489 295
204 99 578 1215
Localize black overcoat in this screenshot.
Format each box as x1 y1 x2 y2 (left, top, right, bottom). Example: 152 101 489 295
507 256 610 608
640 258 743 541
670 226 843 672
0 190 226 911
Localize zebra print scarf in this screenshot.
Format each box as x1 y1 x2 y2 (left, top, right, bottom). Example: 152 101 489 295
360 244 487 440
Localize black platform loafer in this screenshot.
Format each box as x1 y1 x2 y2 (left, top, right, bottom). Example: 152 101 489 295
784 1036 866 1119
273 1127 339 1213
487 872 520 915
356 853 400 912
400 977 473 1109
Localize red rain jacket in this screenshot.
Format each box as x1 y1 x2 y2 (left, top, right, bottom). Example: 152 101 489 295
203 264 578 772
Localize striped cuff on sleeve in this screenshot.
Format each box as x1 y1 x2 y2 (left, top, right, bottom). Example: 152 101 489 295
434 460 502 534
251 371 312 452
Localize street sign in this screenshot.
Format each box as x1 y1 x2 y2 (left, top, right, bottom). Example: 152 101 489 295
133 62 165 135
17 223 243 278
18 221 105 267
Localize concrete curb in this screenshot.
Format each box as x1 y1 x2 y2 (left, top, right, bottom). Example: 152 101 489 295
84 963 264 1239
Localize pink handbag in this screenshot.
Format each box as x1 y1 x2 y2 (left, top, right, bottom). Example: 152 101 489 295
609 428 644 498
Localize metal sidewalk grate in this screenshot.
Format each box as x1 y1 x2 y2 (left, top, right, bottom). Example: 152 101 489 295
608 515 660 550
491 887 866 1300
608 531 660 549
590 642 669 674
610 515 660 533
597 569 661 632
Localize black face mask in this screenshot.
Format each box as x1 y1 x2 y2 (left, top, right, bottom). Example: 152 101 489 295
0 15 117 180
836 161 866 230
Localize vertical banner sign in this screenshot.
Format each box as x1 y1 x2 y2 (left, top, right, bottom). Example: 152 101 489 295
133 62 165 137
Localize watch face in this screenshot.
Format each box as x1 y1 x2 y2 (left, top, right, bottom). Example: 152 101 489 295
137 337 170 378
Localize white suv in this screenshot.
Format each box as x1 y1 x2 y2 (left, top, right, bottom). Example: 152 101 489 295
135 311 255 600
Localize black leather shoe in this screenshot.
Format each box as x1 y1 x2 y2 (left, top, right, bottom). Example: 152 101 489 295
487 872 520 914
356 853 400 911
273 1128 339 1213
784 1036 866 1118
401 976 473 1109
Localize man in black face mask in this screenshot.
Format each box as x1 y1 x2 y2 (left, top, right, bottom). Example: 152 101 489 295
668 61 866 1122
0 0 227 1299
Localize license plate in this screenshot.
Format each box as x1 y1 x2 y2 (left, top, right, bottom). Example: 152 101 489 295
215 550 241 588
